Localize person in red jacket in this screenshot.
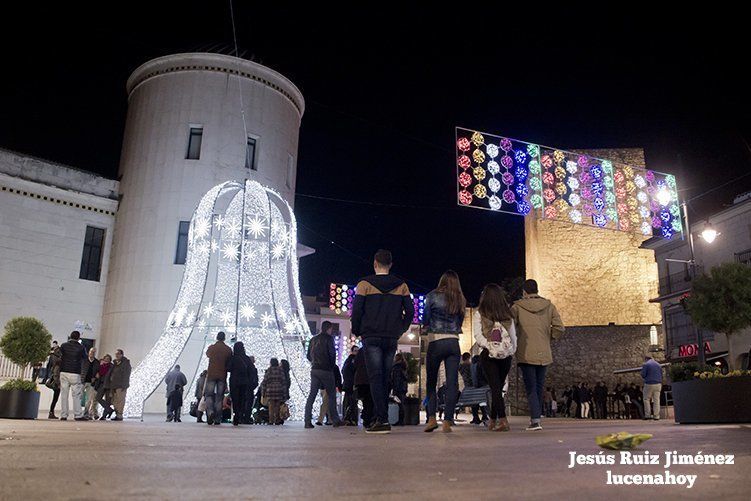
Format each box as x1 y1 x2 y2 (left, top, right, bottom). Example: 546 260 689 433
204 331 232 425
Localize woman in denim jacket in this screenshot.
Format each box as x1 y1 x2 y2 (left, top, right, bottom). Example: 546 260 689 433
422 270 466 433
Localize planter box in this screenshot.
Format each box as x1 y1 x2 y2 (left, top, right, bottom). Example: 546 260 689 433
0 389 40 419
672 377 751 424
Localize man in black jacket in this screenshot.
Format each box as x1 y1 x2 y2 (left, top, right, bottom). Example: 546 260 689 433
341 345 359 425
58 331 87 421
304 321 343 428
351 249 414 434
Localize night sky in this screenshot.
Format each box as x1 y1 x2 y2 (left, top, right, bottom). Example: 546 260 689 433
2 4 750 302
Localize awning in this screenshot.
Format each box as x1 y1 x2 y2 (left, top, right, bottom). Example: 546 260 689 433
612 362 670 375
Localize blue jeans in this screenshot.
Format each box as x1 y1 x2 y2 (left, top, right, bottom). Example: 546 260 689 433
426 338 460 422
203 378 226 422
305 369 341 424
362 336 399 424
518 363 547 423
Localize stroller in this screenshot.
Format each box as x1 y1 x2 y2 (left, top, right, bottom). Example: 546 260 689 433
251 386 270 425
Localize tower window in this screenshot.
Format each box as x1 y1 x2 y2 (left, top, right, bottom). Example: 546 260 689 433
246 137 257 170
175 221 190 264
187 126 203 160
286 154 295 189
79 226 105 281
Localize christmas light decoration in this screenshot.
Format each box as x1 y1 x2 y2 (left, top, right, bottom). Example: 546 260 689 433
455 127 682 239
123 180 313 419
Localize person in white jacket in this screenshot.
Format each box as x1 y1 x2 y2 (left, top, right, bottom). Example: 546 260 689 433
472 284 517 432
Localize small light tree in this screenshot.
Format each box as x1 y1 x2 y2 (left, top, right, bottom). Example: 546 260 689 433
687 263 751 370
0 317 52 389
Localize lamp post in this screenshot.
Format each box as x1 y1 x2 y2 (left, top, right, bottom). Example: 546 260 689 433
664 199 717 366
680 201 707 366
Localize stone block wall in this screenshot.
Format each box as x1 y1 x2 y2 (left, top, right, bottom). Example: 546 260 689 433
524 147 661 327
507 325 665 415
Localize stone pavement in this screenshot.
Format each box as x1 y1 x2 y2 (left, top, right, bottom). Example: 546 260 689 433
0 414 748 500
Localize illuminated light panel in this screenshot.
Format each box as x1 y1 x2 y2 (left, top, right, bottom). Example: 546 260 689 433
123 180 313 420
455 127 682 239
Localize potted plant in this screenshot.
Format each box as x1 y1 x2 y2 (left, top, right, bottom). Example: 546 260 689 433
402 352 420 425
669 363 751 423
0 317 52 419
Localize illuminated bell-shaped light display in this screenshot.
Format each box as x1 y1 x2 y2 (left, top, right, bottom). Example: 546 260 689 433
123 180 312 419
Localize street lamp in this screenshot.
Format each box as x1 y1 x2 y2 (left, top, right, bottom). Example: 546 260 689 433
681 204 721 366
700 224 720 244
664 202 720 366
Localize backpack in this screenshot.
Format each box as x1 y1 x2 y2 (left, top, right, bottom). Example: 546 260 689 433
487 321 514 359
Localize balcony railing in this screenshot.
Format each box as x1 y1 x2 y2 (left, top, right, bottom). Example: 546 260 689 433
0 354 33 380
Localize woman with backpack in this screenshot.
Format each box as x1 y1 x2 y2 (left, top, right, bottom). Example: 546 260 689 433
422 270 466 433
473 283 517 432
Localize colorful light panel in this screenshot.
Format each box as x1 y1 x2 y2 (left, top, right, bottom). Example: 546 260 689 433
329 283 425 323
456 127 682 239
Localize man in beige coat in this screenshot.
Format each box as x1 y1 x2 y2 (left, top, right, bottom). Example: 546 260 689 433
511 279 564 431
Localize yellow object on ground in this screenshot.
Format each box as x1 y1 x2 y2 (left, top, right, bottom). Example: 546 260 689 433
596 432 653 450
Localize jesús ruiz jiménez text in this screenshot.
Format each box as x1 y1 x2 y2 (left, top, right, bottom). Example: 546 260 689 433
567 451 735 489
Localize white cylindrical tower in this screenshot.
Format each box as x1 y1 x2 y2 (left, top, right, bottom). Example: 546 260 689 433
101 53 305 382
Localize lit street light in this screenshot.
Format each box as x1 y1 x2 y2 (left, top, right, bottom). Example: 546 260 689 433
664 202 722 366
700 224 720 244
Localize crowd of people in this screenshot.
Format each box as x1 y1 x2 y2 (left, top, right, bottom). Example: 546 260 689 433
536 374 664 421
38 248 663 431
41 331 131 421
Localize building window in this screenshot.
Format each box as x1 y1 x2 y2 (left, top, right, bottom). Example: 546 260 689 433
186 126 203 160
245 137 257 170
175 221 190 265
79 226 105 281
286 154 294 189
736 249 751 265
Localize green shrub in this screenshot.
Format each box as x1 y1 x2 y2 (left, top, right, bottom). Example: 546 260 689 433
0 378 39 392
1 317 52 380
693 369 751 379
669 362 712 382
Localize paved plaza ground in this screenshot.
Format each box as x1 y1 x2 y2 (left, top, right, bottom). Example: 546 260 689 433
1 413 749 500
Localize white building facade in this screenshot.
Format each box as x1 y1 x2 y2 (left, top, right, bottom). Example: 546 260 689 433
0 53 307 412
0 148 118 350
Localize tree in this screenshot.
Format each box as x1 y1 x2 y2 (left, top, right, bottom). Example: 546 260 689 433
1 317 52 382
687 263 751 369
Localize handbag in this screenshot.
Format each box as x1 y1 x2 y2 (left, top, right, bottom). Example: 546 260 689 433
279 402 290 421
196 377 209 412
189 401 199 417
